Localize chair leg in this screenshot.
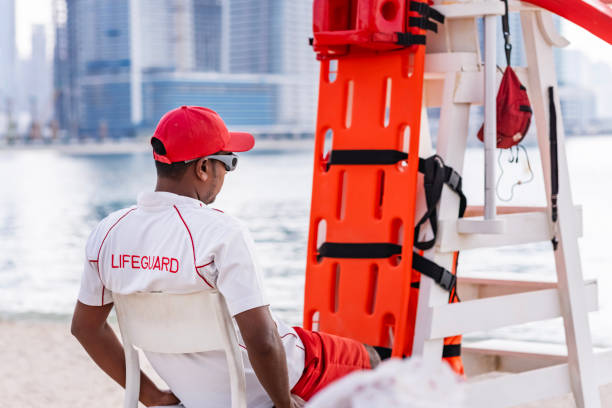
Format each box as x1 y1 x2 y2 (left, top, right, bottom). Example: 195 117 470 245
124 344 141 408
226 351 247 408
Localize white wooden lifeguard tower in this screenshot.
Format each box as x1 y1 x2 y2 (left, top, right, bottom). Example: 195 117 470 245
411 1 612 407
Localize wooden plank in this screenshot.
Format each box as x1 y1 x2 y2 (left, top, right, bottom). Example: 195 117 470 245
464 339 611 376
431 0 539 20
522 10 600 407
596 350 612 385
426 281 598 339
438 207 582 252
465 350 612 407
424 52 479 74
464 205 545 217
466 363 572 408
457 276 597 301
432 2 504 18
423 78 445 106
456 217 506 234
464 339 569 375
441 211 550 251
412 71 471 361
535 11 570 47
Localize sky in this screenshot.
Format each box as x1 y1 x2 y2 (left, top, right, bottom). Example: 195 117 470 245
561 19 612 66
16 0 53 58
14 0 612 65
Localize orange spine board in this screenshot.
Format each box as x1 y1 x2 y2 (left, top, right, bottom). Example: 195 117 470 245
303 46 425 358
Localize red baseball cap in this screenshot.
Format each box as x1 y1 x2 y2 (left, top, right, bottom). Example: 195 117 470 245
151 106 255 163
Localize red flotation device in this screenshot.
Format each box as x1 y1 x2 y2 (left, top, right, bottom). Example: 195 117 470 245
524 0 612 45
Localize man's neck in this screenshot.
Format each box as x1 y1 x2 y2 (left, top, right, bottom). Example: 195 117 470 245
155 180 199 200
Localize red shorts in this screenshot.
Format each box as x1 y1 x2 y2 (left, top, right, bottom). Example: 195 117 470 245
291 327 371 401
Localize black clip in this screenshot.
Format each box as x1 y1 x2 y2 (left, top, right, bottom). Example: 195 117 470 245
395 32 426 46
447 170 462 192
409 16 439 33
410 2 445 24
439 270 457 291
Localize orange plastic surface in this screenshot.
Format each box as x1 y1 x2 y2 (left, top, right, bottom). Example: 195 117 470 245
303 46 425 358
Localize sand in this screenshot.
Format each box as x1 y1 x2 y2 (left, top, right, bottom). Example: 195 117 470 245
0 318 165 408
1 318 611 408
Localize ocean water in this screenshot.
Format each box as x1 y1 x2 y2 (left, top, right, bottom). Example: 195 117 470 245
0 136 611 347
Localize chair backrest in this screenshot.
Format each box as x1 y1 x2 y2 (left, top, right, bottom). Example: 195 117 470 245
113 290 246 408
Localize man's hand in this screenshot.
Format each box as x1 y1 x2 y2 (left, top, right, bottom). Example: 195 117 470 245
235 306 293 408
274 395 306 408
142 389 181 407
290 394 306 408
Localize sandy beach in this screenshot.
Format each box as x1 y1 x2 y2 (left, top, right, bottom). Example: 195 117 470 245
1 318 611 408
0 318 166 408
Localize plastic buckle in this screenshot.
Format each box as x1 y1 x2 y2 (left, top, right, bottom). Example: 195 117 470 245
448 170 461 191
408 16 438 33
439 270 456 291
395 32 426 46
410 2 445 24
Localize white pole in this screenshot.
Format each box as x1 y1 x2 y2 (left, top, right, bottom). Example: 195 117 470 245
484 15 497 220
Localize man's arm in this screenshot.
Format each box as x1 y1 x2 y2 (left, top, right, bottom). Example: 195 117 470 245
234 306 304 408
70 301 180 407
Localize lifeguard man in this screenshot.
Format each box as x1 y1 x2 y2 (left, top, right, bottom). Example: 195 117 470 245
71 106 379 408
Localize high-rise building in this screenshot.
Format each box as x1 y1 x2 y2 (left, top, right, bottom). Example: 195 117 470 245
591 61 612 117
54 0 318 138
228 0 316 130
0 0 17 105
558 86 597 135
139 0 197 73
556 49 588 87
54 0 77 133
73 0 133 135
28 25 52 124
552 18 608 134
193 0 223 72
229 0 282 74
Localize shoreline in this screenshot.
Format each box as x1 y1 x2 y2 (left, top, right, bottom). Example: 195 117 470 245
2 318 611 407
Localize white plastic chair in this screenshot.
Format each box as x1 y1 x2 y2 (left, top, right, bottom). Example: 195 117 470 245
113 290 247 408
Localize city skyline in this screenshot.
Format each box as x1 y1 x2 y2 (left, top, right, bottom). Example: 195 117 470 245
4 0 612 138
50 0 317 138
12 0 610 64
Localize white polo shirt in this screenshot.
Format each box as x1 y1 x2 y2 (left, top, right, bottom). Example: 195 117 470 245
78 191 305 408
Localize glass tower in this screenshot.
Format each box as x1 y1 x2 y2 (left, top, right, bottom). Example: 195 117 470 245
55 0 317 138
0 0 16 105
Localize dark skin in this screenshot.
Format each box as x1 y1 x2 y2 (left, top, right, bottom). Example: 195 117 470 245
71 154 305 407
71 302 179 406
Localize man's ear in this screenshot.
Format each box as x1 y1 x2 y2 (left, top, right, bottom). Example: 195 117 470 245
194 157 209 182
